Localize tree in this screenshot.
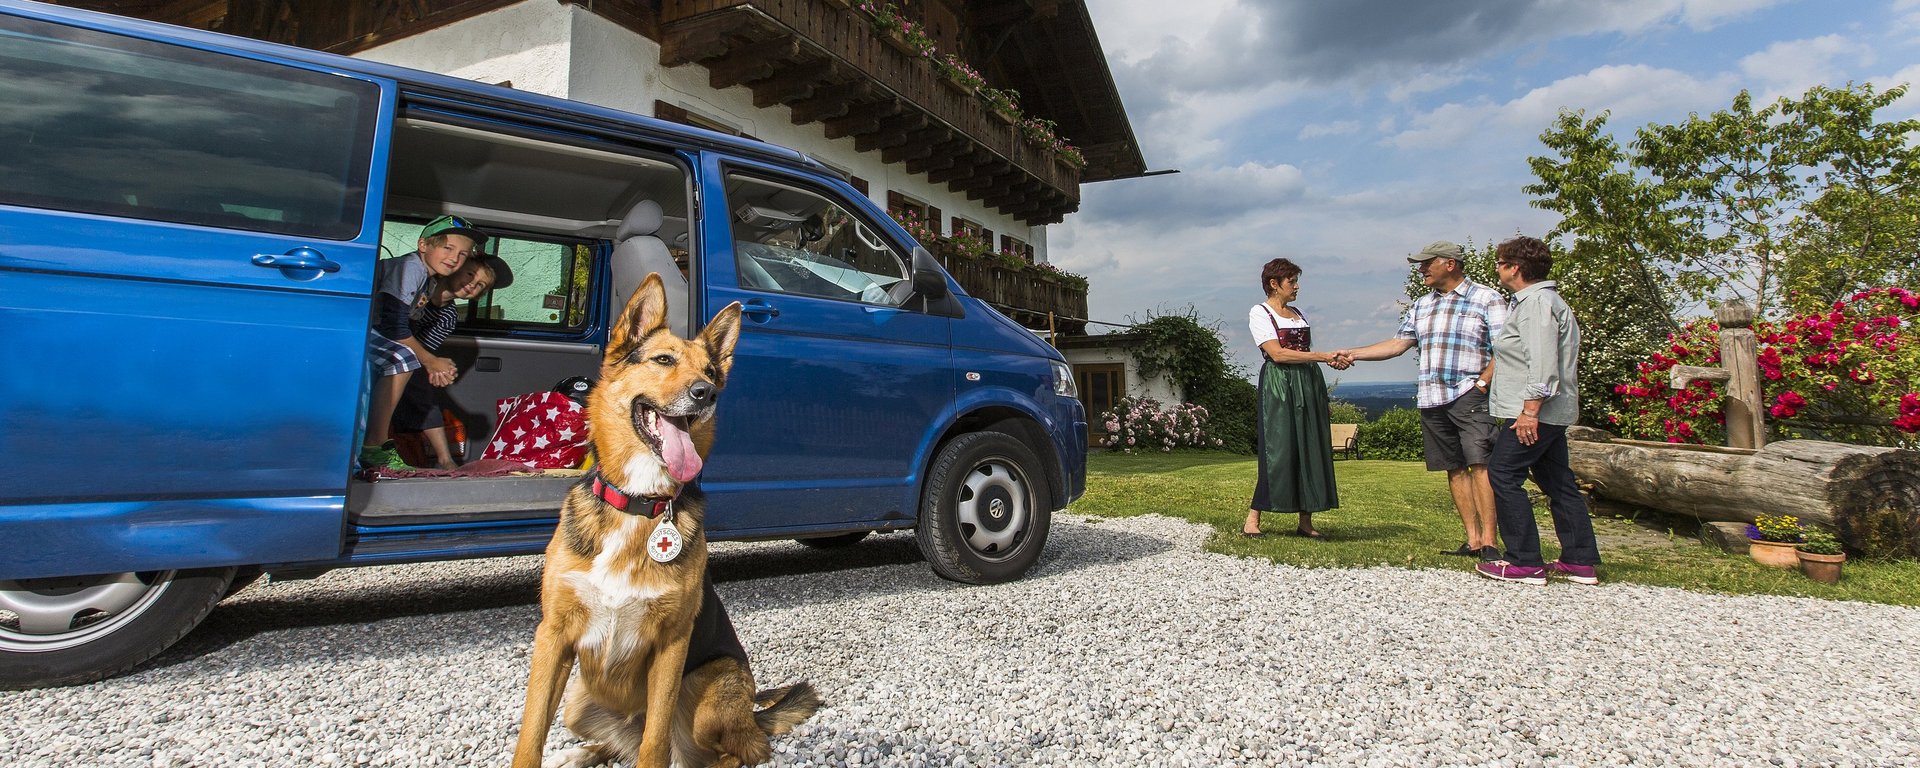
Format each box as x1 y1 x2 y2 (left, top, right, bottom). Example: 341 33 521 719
1128 308 1257 452
1525 82 1920 428
1526 82 1920 319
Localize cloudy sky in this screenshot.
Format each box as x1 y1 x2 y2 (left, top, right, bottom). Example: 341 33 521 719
1050 0 1920 383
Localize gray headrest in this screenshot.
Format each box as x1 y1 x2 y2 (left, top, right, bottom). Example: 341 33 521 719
616 200 663 240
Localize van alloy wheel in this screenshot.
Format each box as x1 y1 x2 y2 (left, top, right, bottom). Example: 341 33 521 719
0 567 233 689
917 431 1053 584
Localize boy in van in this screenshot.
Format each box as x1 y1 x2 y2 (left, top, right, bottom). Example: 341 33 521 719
390 253 512 469
360 215 486 470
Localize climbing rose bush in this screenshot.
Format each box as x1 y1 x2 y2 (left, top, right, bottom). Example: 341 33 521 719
1609 287 1920 445
1098 396 1225 453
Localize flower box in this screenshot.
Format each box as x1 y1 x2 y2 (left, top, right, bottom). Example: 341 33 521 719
881 30 918 55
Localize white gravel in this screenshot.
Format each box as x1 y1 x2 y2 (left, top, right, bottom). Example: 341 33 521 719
3 512 1917 767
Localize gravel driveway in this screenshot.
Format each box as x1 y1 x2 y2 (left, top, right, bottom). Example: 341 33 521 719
5 513 1917 767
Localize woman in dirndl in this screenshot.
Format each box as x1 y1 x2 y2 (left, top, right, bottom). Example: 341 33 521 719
1243 257 1348 538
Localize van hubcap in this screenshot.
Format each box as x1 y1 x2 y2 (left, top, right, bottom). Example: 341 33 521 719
0 571 172 652
956 458 1029 560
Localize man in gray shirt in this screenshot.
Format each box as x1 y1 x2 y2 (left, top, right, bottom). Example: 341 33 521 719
1476 236 1600 586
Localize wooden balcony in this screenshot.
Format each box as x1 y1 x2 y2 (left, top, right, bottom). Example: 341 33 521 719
658 0 1082 225
929 241 1087 335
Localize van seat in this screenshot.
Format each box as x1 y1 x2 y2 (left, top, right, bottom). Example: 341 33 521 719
609 199 685 335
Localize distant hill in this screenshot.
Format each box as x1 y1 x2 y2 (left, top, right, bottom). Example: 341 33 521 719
1329 381 1416 421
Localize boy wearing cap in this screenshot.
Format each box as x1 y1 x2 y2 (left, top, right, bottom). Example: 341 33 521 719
360 215 486 471
390 253 513 469
1337 240 1509 560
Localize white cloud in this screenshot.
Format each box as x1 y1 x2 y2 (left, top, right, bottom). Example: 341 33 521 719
1298 120 1361 139
1387 72 1469 102
1388 64 1736 149
1737 35 1874 99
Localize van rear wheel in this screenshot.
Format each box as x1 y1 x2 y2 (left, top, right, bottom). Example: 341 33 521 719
917 432 1052 584
0 567 234 689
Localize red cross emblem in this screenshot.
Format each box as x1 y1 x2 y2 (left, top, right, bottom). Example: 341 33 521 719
656 534 675 553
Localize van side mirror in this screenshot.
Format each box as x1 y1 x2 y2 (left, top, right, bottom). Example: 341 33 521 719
911 246 948 299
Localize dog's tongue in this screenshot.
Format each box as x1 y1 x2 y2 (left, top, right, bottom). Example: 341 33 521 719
657 415 702 483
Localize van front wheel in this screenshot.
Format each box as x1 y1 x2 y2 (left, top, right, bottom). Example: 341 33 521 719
917 432 1052 584
0 567 234 689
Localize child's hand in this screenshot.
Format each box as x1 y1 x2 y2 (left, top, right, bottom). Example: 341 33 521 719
425 355 458 386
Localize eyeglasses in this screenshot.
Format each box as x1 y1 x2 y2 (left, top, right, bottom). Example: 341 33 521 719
1496 261 1517 268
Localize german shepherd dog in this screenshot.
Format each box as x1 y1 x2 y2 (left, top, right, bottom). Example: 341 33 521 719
512 274 820 768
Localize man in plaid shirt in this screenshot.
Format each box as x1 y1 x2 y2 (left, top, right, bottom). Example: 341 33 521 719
1340 241 1508 561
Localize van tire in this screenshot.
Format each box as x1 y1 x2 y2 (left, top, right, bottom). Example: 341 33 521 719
917 432 1052 584
0 567 235 690
796 532 871 549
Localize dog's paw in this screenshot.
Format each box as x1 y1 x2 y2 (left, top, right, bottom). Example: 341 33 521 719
542 746 610 768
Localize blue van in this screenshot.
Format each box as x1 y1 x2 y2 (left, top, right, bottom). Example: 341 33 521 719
0 1 1084 688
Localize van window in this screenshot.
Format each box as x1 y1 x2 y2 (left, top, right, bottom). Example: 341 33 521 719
468 237 595 329
726 174 909 306
0 15 377 239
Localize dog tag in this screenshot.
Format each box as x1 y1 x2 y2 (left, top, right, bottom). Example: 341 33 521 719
648 509 684 563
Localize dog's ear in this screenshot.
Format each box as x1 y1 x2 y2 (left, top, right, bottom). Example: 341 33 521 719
702 302 743 376
609 272 669 359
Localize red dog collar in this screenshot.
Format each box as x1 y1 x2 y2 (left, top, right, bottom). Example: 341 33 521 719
588 473 672 519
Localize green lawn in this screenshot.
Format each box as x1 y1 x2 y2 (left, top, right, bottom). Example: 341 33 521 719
1073 451 1920 606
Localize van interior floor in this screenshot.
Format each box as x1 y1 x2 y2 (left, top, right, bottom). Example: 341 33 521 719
347 473 578 526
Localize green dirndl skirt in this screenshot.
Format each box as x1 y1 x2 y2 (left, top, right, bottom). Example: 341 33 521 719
1250 360 1339 513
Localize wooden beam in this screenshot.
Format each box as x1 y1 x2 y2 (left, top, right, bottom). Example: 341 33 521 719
906 138 972 175
883 126 953 164
823 99 900 141
962 170 1023 200
788 80 869 125
707 38 800 90
855 112 929 153
750 58 836 108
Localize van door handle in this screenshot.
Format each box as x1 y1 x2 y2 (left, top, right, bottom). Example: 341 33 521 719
252 247 342 274
740 299 780 320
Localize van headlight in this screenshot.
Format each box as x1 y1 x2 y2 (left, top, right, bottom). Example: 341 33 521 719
1050 361 1077 398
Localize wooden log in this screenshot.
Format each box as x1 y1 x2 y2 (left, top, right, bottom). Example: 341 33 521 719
1567 427 1920 558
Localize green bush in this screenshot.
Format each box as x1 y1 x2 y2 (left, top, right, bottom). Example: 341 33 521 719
1358 407 1424 461
1191 376 1256 454
1328 399 1366 425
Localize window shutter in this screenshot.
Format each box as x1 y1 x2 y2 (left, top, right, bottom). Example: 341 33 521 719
983 227 995 247
654 100 692 125
886 190 906 215
927 206 942 235
850 176 870 196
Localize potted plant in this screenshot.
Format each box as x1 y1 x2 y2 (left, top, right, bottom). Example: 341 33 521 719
1746 514 1804 568
1796 529 1846 584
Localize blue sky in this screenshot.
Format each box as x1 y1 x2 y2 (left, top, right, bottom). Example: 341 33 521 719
1052 0 1920 384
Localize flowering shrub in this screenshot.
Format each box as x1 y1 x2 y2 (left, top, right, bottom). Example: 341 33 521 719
1749 514 1805 543
979 86 1021 117
1608 287 1919 446
1098 396 1225 453
1797 529 1844 555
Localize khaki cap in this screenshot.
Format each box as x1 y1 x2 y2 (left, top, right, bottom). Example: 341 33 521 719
1407 240 1464 263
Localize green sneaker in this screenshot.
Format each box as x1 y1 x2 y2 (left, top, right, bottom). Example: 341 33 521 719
358 442 413 471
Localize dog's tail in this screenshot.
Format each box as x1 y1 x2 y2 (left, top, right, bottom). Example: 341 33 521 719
752 681 822 736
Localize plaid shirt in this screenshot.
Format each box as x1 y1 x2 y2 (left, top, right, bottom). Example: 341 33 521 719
1395 278 1508 408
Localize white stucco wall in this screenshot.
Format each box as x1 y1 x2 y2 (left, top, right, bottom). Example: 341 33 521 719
355 1 1055 262
1062 346 1183 407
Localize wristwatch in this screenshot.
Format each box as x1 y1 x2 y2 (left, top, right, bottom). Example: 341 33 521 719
1473 378 1488 391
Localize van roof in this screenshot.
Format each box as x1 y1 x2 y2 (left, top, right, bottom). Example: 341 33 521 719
8 0 827 174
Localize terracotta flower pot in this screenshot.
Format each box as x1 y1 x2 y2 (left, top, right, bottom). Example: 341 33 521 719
1748 538 1801 569
1798 550 1846 584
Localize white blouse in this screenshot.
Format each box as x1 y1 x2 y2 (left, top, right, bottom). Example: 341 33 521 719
1248 303 1309 346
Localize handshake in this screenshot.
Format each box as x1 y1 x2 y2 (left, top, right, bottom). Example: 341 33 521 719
1323 350 1356 370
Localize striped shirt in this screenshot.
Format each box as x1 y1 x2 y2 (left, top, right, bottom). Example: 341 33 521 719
412 303 460 352
1395 278 1508 408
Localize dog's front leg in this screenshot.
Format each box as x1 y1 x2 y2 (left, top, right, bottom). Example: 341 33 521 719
512 620 577 768
634 637 692 767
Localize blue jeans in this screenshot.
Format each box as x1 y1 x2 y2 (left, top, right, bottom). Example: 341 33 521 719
1490 422 1600 567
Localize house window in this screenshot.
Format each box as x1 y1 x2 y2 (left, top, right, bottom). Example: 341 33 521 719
1000 233 1034 263
885 191 939 236
1076 363 1125 446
